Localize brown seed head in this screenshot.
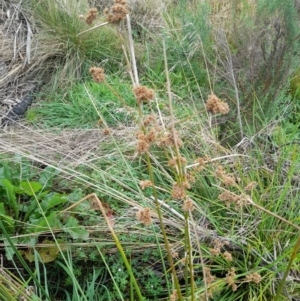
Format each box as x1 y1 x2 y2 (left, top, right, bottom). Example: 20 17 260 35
194 157 207 171
168 156 187 167
203 267 215 284
206 94 229 115
215 165 236 186
157 130 183 148
143 115 156 127
223 251 233 261
252 272 262 284
226 267 237 290
139 180 152 190
145 128 157 144
89 67 105 83
171 183 186 200
136 139 150 154
134 85 154 104
104 0 129 24
103 128 111 135
136 207 152 226
85 8 98 25
169 289 178 301
245 181 258 191
182 196 194 212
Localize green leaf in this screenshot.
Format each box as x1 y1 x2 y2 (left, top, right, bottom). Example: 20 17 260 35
14 181 42 196
0 179 18 219
0 202 15 232
40 193 68 212
32 212 62 233
39 166 60 186
63 216 89 240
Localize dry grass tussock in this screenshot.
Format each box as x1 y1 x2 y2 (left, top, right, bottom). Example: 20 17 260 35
0 1 37 116
0 0 63 122
0 126 137 166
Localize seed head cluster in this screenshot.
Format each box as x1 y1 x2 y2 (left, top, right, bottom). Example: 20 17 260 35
182 196 194 212
194 157 208 171
171 183 186 200
215 165 236 186
104 0 129 24
246 272 262 284
168 155 187 167
85 8 98 25
223 251 233 261
139 180 152 190
206 94 230 115
89 67 105 83
245 181 258 191
204 267 215 285
209 239 231 258
169 289 178 301
103 127 111 135
134 85 154 104
157 130 183 148
202 267 215 298
226 267 237 291
136 207 152 226
135 128 158 154
218 190 248 208
143 115 156 127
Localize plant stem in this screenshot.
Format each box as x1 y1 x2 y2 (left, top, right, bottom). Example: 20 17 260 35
274 235 300 301
92 194 145 301
145 155 183 301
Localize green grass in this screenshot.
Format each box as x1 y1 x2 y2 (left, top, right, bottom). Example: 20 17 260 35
27 78 136 128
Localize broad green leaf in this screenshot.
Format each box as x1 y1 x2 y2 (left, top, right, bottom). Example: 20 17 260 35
14 181 42 196
39 166 60 186
40 193 68 212
0 179 18 218
32 212 62 233
63 216 89 240
0 202 15 231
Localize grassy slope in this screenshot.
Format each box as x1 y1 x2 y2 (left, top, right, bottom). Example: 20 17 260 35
0 0 299 300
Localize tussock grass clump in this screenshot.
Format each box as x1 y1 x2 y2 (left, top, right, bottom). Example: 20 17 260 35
29 0 124 87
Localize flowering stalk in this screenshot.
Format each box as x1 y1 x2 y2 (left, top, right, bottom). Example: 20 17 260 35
163 39 195 301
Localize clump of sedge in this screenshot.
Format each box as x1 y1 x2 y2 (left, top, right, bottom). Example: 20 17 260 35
206 94 229 114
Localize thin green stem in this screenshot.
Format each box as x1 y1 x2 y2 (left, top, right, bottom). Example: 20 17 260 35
93 194 144 301
274 236 300 301
145 154 183 301
185 212 195 301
